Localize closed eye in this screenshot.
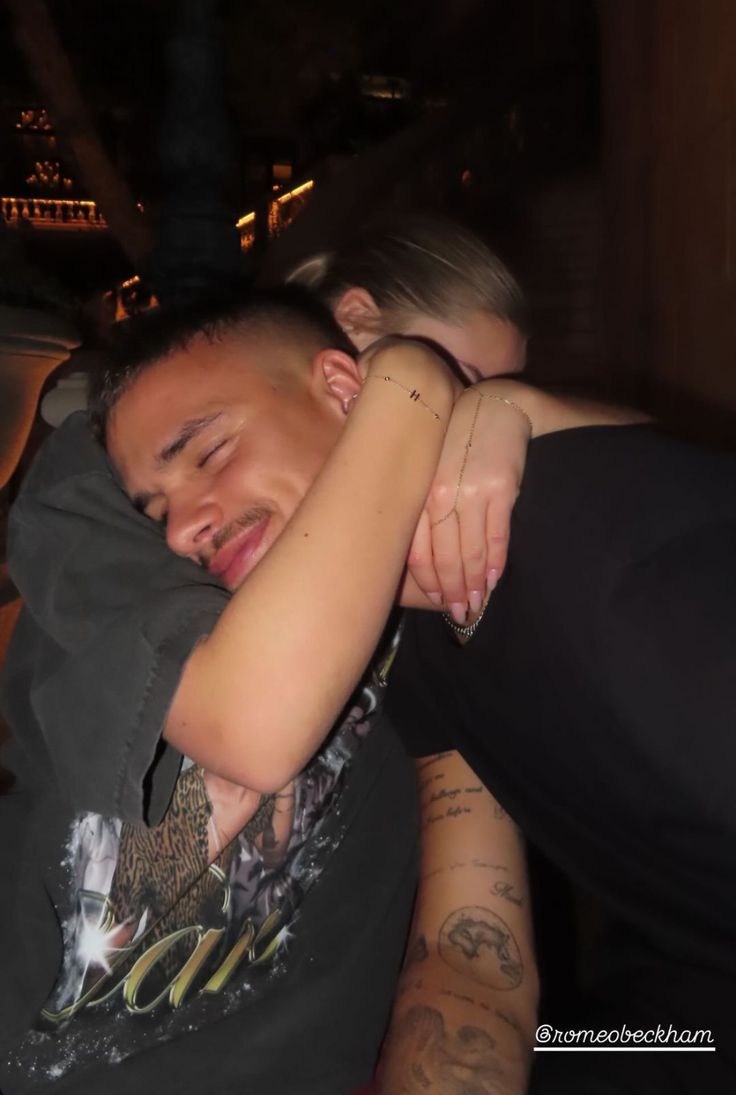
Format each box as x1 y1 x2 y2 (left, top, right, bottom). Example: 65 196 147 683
143 507 168 530
197 439 228 468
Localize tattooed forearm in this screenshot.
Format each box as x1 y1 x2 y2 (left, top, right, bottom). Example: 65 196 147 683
439 907 523 990
420 773 514 831
380 1005 507 1095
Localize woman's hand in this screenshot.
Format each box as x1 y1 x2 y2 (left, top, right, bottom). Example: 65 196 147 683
406 378 649 622
407 384 532 623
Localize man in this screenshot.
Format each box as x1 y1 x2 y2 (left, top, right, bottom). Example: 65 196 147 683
0 290 537 1095
6 285 734 1094
386 425 736 1093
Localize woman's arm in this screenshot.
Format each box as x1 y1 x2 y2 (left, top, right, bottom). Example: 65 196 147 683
165 340 455 791
378 751 538 1095
405 378 650 614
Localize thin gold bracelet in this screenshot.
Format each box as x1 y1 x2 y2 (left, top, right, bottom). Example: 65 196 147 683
363 373 443 421
430 391 483 528
430 389 533 529
466 388 534 436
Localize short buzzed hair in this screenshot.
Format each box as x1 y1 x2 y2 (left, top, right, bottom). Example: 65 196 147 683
88 285 354 444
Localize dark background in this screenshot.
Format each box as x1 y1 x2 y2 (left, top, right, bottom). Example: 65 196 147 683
1 0 735 1004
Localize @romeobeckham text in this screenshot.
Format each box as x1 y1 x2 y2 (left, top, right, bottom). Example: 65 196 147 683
534 1023 716 1052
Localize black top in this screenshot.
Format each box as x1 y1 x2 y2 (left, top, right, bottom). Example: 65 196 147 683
0 414 417 1094
388 426 736 983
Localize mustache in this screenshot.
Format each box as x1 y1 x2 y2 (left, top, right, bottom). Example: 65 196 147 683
200 505 272 566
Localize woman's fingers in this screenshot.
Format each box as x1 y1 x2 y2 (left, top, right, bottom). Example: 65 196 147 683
427 505 467 621
456 483 488 613
483 477 518 580
411 382 533 621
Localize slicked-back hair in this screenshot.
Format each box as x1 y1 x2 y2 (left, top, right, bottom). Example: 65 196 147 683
286 215 530 336
88 285 354 445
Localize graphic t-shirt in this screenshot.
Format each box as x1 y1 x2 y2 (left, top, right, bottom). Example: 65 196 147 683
0 416 417 1094
2 643 416 1095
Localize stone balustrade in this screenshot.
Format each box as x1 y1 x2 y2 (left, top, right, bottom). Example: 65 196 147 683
1 196 107 230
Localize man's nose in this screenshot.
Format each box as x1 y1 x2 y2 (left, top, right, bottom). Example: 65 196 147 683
165 498 222 560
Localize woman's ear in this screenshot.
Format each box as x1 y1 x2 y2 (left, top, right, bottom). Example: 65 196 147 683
312 348 364 415
333 287 383 345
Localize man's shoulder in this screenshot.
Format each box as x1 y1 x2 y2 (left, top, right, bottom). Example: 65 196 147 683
14 411 113 510
518 424 736 557
526 422 736 483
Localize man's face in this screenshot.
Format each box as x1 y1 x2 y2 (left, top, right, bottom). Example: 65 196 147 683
107 332 344 590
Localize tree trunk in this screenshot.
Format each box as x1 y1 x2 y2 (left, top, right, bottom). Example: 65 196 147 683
5 0 151 268
147 0 242 301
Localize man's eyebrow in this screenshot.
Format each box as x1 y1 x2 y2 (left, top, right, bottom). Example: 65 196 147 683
156 412 224 467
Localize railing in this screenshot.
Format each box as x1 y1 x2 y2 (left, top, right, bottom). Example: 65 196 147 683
236 179 314 251
1 196 107 229
1 180 314 245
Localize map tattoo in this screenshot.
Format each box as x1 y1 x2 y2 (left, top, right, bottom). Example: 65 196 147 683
439 906 523 990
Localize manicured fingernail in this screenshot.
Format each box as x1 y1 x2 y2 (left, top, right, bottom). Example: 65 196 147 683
468 589 484 615
486 568 499 597
426 591 442 606
449 602 467 625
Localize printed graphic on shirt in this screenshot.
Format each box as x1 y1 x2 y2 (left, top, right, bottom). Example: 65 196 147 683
15 631 401 1084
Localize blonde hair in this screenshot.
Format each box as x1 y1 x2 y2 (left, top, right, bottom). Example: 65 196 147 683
286 216 529 335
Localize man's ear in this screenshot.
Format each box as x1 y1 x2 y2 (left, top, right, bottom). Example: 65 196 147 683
333 286 383 340
312 348 363 415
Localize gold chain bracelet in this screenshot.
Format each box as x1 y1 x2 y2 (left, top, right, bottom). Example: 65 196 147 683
363 373 443 421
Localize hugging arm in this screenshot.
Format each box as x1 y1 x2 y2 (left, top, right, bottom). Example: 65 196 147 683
166 363 642 791
165 340 454 791
378 751 538 1095
406 378 651 615
5 346 644 817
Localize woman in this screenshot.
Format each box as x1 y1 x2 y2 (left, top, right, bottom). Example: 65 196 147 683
287 216 640 614
287 215 530 384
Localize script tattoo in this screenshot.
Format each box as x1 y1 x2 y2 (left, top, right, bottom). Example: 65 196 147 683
421 776 475 825
429 786 464 804
439 906 523 990
385 1004 505 1094
490 880 523 907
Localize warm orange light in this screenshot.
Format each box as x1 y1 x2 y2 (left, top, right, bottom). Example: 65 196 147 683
235 179 314 233
0 196 106 228
275 179 313 206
